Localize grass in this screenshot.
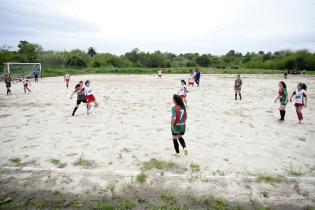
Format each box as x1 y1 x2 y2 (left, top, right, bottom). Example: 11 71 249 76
288 163 304 177
136 171 147 184
190 163 200 173
121 147 131 153
256 174 286 186
260 191 269 198
37 67 296 78
92 199 114 210
117 199 136 210
142 158 178 171
8 157 21 166
161 192 177 205
50 159 60 165
202 195 229 210
73 153 96 168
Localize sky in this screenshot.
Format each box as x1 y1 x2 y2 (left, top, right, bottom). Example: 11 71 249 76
0 0 315 55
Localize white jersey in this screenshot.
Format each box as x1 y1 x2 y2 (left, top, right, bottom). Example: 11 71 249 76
21 78 28 85
158 70 162 75
179 84 187 96
84 85 92 96
188 76 194 83
295 89 307 104
64 74 70 80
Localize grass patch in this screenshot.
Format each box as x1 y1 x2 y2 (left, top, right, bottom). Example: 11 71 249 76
142 158 178 171
202 196 229 210
121 147 131 153
161 192 177 205
136 171 147 184
30 199 46 209
8 157 21 166
190 163 200 173
50 159 60 165
256 174 286 186
260 191 269 198
288 164 304 176
73 153 96 168
117 199 136 210
151 203 187 210
92 199 114 210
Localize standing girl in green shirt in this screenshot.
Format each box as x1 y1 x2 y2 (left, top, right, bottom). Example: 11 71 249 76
275 81 288 121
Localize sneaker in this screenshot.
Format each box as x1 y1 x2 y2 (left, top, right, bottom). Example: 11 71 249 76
172 153 180 157
184 148 188 156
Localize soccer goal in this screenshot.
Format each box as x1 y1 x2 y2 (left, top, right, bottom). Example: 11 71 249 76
3 63 41 79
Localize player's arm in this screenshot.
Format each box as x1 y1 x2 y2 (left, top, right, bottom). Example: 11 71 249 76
289 91 296 102
304 93 307 108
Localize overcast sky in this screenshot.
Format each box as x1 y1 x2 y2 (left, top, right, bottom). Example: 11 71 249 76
0 0 314 55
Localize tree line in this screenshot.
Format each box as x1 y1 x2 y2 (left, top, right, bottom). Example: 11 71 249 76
1 41 315 71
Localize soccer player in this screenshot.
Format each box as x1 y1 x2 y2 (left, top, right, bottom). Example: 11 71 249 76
171 95 188 156
234 74 242 100
158 70 162 79
4 74 13 95
188 73 195 88
290 83 308 124
64 73 70 88
33 70 40 83
84 80 99 114
194 68 201 87
275 81 288 121
283 69 288 79
70 81 87 116
178 80 188 107
21 76 31 93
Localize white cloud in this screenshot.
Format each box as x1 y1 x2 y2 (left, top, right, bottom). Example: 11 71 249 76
0 0 314 54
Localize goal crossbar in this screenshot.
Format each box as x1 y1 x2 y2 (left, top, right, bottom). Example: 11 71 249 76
3 63 41 75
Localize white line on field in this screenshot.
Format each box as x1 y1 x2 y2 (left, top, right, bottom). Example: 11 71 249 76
1 166 315 183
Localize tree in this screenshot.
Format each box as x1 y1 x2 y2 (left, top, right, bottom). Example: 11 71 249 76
17 40 42 62
87 47 97 57
196 54 211 67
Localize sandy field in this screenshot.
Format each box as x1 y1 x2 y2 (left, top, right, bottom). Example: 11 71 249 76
0 74 314 209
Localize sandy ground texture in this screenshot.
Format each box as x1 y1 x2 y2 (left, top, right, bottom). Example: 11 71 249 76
0 74 314 209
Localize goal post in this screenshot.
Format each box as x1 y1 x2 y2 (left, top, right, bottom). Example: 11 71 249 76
3 63 42 79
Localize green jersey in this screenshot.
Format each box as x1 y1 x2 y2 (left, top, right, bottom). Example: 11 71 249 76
171 105 187 134
279 88 288 105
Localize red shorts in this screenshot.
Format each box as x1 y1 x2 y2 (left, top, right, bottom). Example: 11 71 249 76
180 95 186 99
188 82 194 85
295 103 304 108
23 84 28 88
86 94 96 103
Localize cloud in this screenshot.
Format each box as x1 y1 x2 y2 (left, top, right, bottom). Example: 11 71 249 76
0 0 314 54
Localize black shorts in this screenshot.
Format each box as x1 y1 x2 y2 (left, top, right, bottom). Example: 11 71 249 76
172 132 185 136
6 84 11 88
77 99 86 105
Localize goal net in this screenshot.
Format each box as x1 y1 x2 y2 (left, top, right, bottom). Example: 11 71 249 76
3 63 41 79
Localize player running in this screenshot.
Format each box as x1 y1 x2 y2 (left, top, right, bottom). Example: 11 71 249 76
4 74 13 95
188 73 195 88
158 70 162 79
171 95 188 156
64 73 70 88
234 74 242 100
194 68 201 87
290 83 308 124
178 80 188 107
21 76 31 93
84 80 99 114
70 81 87 116
274 81 288 121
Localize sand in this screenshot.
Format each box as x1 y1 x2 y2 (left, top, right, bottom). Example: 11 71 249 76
0 74 314 208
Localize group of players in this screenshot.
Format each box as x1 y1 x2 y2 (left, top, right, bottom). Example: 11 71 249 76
2 69 309 156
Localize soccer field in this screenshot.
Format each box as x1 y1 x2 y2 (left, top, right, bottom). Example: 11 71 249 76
0 74 314 209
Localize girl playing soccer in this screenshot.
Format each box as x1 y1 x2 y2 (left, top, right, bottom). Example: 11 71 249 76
84 80 99 114
158 70 162 79
234 74 242 100
290 83 308 124
4 74 13 95
64 73 70 88
70 81 87 116
21 76 31 93
178 80 188 107
274 81 288 121
188 73 195 87
171 94 188 156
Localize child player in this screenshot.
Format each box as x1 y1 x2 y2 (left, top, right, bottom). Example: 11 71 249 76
234 74 242 100
21 76 31 93
178 80 188 107
171 95 188 156
4 74 13 95
70 81 87 116
290 83 308 124
274 81 288 121
64 73 70 88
